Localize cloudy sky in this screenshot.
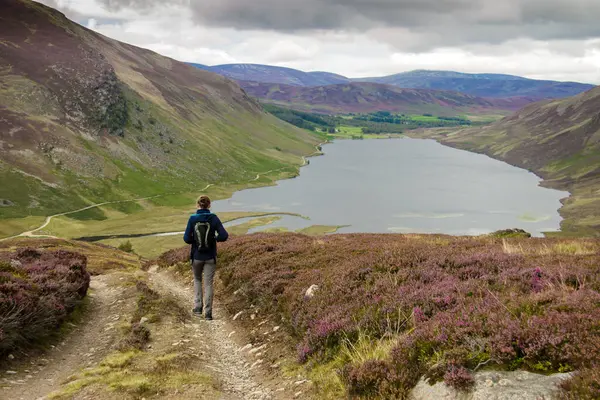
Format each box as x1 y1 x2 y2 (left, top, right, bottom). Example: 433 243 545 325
40 0 600 83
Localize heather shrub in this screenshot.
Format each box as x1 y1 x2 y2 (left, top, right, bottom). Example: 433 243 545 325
342 360 394 398
159 234 600 397
560 366 600 399
0 248 91 355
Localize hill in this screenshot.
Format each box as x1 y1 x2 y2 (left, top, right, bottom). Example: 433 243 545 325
238 81 530 115
0 0 321 220
425 86 600 235
198 63 351 86
188 64 594 100
356 70 595 99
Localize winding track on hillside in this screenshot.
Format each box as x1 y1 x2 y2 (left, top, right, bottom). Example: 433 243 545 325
3 143 326 242
0 185 213 242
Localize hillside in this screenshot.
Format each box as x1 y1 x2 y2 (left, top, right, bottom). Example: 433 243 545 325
356 70 595 99
238 81 530 115
428 86 600 235
0 0 321 220
189 64 594 100
162 233 600 399
195 63 351 86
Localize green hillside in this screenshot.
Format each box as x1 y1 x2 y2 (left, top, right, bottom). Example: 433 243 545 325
0 0 321 226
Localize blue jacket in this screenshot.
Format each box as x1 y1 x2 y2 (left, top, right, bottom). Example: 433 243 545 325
184 209 229 261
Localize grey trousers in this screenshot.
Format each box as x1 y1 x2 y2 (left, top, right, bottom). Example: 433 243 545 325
191 259 216 315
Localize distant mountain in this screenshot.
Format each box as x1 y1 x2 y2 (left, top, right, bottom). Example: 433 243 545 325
434 86 600 235
238 81 531 115
202 64 351 87
0 0 320 219
355 70 595 99
188 64 593 101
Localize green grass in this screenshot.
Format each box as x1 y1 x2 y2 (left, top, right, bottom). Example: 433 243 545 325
0 216 46 239
297 225 348 235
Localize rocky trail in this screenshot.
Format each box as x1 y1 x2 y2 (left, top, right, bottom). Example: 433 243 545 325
1 267 308 400
147 266 302 400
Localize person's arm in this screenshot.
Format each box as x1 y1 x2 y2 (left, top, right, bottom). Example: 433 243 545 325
183 217 194 244
214 216 229 242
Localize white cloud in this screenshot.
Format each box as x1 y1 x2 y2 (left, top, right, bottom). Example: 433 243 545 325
37 0 600 83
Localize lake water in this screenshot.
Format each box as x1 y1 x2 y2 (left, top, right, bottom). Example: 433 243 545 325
212 138 569 237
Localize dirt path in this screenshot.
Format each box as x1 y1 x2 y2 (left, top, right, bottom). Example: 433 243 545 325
147 266 295 400
1 274 129 400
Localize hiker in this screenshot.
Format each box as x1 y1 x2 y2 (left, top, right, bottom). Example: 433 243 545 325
183 195 229 320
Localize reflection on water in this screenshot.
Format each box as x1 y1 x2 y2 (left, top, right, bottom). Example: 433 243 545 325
211 138 568 237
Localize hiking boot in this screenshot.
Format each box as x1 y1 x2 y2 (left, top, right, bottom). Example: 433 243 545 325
192 307 203 317
205 313 213 321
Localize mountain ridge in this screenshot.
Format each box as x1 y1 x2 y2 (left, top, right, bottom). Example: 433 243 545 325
238 80 532 115
190 63 595 100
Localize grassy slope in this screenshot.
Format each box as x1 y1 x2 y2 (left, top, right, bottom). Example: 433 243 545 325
409 88 600 236
0 0 321 225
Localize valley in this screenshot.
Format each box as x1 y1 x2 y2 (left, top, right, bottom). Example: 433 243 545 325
1 0 600 399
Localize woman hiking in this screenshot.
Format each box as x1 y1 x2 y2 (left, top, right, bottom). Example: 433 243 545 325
183 195 229 320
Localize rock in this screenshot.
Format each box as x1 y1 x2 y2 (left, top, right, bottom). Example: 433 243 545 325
294 391 303 398
410 370 572 400
139 317 149 324
7 354 14 360
249 344 267 354
273 326 280 332
0 199 14 207
250 314 256 320
304 285 319 299
233 311 244 320
240 344 253 352
5 371 17 375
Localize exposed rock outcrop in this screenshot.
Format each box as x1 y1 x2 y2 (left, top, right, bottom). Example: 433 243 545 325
411 370 572 400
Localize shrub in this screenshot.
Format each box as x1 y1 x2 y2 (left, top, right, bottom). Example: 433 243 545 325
118 240 134 253
560 366 600 399
158 234 600 398
0 248 91 355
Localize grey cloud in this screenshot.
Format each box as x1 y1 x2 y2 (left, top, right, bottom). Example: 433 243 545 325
95 0 600 51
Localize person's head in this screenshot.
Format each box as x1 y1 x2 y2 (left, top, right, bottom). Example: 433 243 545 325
197 195 211 210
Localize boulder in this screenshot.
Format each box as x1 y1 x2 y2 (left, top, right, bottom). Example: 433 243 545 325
410 370 572 400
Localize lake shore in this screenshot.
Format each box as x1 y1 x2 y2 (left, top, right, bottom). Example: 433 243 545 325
404 128 597 237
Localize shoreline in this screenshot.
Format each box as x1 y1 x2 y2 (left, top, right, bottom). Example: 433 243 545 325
404 131 587 236
0 141 327 241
